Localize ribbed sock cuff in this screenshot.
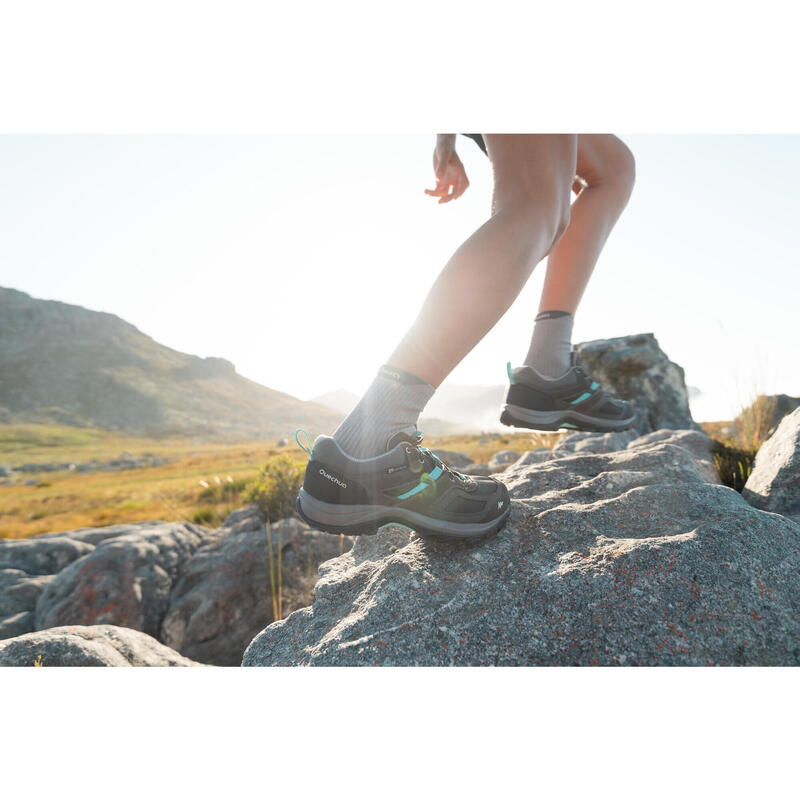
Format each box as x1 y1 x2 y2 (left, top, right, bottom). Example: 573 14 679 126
332 367 434 458
523 310 574 378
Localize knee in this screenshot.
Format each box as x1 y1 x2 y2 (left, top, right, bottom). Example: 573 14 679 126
610 141 636 197
582 137 636 201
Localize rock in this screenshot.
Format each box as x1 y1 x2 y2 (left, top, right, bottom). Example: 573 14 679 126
460 463 492 477
574 333 697 434
488 450 521 472
277 438 289 447
34 522 215 638
552 430 638 455
0 625 201 666
627 429 720 485
743 408 800 517
0 523 154 640
431 450 473 469
0 570 53 638
512 449 553 467
220 504 265 533
1 537 93 577
243 429 800 666
1 508 350 665
0 610 36 639
161 514 353 665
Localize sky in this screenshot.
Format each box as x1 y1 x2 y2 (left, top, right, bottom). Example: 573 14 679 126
1 134 798 423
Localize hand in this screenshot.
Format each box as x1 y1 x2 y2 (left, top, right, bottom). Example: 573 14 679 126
424 135 469 204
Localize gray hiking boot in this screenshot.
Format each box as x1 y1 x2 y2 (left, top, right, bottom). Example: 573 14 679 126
295 431 510 540
500 353 636 433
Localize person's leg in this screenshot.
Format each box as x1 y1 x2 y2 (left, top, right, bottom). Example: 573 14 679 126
333 135 577 458
524 135 636 377
388 134 578 388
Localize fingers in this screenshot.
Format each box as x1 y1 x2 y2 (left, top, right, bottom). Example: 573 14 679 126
448 172 469 202
424 182 453 198
432 173 469 204
424 165 469 203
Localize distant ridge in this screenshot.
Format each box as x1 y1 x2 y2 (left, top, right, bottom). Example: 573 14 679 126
0 287 341 440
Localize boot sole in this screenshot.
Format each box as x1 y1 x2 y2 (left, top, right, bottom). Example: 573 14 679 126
500 403 636 433
296 488 511 541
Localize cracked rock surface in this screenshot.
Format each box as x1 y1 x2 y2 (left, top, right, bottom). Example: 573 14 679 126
243 429 800 666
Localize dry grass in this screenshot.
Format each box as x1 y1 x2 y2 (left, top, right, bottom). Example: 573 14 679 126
701 394 780 493
266 520 283 621
0 424 303 538
0 424 563 539
733 394 778 451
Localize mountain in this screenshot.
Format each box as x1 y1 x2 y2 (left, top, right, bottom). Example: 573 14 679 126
0 287 341 440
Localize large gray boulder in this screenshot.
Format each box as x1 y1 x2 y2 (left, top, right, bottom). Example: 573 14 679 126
0 521 181 640
743 407 800 519
488 450 521 472
512 449 553 467
161 507 352 666
552 430 638 456
0 625 200 666
34 522 215 638
575 333 697 434
1 509 351 665
243 429 800 666
0 571 53 639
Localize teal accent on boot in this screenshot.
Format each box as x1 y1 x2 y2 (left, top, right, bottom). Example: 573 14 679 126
295 428 314 459
507 362 516 385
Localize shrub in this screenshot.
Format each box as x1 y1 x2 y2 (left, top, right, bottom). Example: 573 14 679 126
244 455 304 522
192 507 215 525
711 440 756 493
198 477 248 503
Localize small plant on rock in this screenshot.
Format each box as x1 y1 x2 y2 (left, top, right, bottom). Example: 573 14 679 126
244 455 304 522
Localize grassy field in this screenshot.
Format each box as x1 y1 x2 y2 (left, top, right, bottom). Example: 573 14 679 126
0 424 562 539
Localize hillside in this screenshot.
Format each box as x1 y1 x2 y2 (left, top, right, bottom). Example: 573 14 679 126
0 288 340 439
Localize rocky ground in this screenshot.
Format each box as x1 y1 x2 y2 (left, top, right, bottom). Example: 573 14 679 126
243 426 800 666
2 334 798 667
0 509 352 665
0 625 202 666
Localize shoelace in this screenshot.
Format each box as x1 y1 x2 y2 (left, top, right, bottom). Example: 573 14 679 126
403 438 476 491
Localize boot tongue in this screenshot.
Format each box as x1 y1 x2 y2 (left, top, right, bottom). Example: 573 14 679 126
385 428 422 452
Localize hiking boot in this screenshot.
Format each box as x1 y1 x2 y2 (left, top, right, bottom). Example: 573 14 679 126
500 353 636 433
295 431 510 540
